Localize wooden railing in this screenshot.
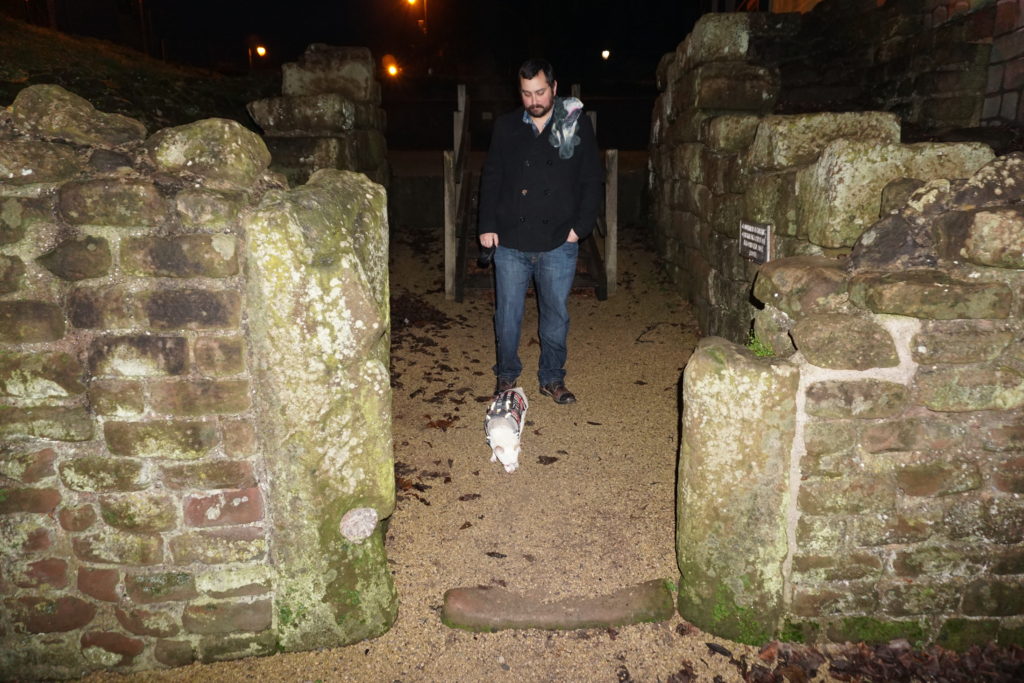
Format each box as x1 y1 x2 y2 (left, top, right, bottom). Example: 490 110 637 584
443 84 471 300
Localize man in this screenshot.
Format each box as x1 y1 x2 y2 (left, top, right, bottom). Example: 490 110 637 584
478 58 603 404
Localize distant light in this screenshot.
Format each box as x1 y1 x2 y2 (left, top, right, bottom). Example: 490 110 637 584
255 45 267 58
387 64 399 77
601 50 610 60
407 0 417 4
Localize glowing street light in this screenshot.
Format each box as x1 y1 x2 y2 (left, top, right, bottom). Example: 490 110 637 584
382 54 401 78
406 0 428 33
255 45 267 58
601 50 611 60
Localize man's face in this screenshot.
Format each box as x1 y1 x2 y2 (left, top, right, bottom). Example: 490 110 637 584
520 74 556 119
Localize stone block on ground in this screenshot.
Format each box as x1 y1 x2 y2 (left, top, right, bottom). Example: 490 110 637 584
441 579 674 632
751 256 849 319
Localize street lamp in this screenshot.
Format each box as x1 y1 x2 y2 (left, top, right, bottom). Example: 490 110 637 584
406 0 427 33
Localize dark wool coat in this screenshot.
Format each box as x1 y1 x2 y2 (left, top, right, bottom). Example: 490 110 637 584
478 107 604 252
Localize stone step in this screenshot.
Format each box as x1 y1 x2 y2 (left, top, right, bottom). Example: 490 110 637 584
440 579 675 632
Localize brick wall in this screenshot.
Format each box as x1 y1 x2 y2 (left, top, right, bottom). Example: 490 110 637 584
1 84 395 677
677 153 1024 648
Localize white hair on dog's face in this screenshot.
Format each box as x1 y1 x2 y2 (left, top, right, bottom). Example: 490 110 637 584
487 423 520 472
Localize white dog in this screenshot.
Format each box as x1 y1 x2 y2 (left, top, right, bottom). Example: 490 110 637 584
484 388 528 473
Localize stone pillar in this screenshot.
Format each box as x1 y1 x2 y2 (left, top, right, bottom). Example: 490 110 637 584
677 337 799 644
247 45 388 187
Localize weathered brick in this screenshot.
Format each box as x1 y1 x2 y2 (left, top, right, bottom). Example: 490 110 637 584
221 419 256 456
0 254 24 293
184 487 263 528
799 476 896 515
980 415 1024 451
0 139 82 185
196 566 272 599
791 582 878 617
78 567 119 602
0 488 61 514
194 336 246 376
161 461 255 490
169 527 267 565
100 493 177 532
121 235 239 278
795 514 849 551
944 496 1024 544
12 557 67 589
993 455 1024 493
58 179 166 227
150 379 251 416
59 456 148 492
175 188 244 230
915 363 1024 412
88 379 145 416
862 418 964 453
115 606 181 637
36 236 111 280
88 335 187 377
878 579 963 616
59 504 97 531
68 285 138 329
154 639 196 667
896 459 982 497
104 420 219 460
938 618 1000 651
0 351 85 398
801 450 865 479
0 446 56 484
849 270 1012 320
19 525 52 552
182 599 272 634
144 288 241 330
0 301 65 342
962 578 1024 616
805 380 909 419
7 596 96 633
72 529 163 565
826 617 925 645
992 547 1024 575
198 631 277 663
894 544 986 578
125 571 197 603
912 320 1015 364
792 313 899 370
80 631 145 667
963 207 1024 269
0 406 93 441
791 552 882 581
853 511 938 546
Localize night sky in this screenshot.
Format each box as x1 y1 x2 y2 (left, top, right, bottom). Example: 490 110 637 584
22 0 703 88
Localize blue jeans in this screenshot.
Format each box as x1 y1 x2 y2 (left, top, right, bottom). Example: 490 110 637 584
493 240 578 387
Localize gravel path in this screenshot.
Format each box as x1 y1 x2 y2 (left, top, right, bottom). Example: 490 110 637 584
88 223 799 682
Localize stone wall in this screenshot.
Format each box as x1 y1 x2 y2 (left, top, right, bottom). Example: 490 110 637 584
247 44 389 187
773 0 1024 131
676 152 1024 648
0 84 396 678
649 11 997 342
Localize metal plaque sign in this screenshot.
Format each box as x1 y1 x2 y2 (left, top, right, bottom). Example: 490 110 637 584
739 220 771 264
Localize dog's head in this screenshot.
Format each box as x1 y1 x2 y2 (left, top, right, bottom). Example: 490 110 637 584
487 424 520 473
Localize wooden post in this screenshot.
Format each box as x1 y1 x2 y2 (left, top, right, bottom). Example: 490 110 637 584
605 149 618 297
443 150 456 300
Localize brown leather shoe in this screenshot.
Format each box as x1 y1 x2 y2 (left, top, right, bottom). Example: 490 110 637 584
539 382 576 404
495 378 516 395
